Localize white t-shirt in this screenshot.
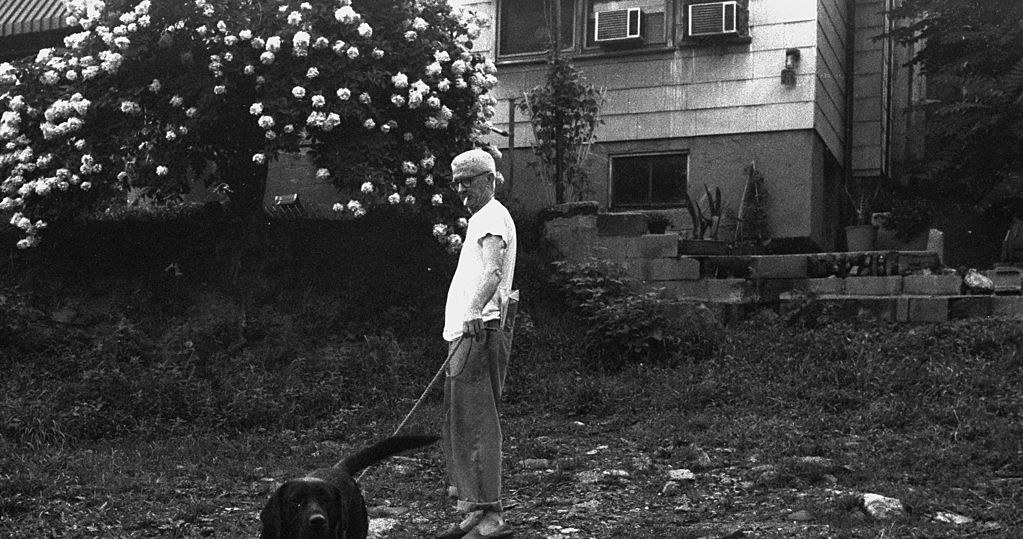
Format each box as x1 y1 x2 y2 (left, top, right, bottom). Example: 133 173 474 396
443 198 517 342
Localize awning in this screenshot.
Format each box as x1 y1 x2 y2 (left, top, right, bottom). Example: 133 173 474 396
0 0 69 38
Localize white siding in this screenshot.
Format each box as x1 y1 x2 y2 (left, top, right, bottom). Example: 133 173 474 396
850 0 890 177
484 0 821 148
814 0 847 161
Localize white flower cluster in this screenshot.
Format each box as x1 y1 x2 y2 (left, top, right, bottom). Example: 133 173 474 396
306 111 342 131
98 50 124 74
293 30 310 56
79 153 102 175
0 62 18 84
65 0 110 30
40 94 91 140
7 212 45 248
0 103 23 140
61 0 150 80
119 100 142 115
337 198 366 217
2 0 501 251
335 4 361 25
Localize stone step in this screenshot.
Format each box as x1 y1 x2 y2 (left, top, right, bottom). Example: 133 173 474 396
696 251 943 278
596 211 649 237
777 294 1023 323
595 234 679 259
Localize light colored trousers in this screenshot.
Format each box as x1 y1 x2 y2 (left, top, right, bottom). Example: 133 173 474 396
442 325 511 513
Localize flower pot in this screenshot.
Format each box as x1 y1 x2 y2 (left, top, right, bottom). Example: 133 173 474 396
844 224 877 252
680 238 728 255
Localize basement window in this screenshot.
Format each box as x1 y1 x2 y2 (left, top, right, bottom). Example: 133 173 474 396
610 152 688 209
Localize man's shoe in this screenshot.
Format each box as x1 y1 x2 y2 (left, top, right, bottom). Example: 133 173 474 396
433 512 484 539
433 523 473 539
464 523 514 539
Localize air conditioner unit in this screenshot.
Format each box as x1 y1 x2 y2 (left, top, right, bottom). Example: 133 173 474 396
688 1 739 37
594 8 642 43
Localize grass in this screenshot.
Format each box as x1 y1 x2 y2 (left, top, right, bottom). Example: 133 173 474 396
2 272 1023 537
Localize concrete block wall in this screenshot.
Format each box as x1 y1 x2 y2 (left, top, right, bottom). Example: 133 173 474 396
543 212 1022 323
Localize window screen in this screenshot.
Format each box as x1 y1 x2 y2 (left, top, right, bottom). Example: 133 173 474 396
611 153 687 208
499 0 575 56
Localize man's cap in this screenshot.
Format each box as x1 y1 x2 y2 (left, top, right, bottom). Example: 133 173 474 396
451 148 496 179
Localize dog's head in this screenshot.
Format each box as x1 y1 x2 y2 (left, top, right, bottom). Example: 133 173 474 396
260 478 346 539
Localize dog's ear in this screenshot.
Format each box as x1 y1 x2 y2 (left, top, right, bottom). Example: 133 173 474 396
259 485 284 539
329 484 346 539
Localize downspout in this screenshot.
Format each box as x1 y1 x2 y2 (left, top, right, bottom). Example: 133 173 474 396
843 0 857 224
883 0 895 178
508 98 515 194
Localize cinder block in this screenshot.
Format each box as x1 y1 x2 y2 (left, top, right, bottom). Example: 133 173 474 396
948 296 993 319
656 278 757 303
752 255 808 279
595 234 679 259
799 277 846 295
926 229 945 264
903 274 962 296
895 251 942 274
540 201 599 220
844 276 903 296
542 215 598 262
703 279 758 303
992 296 1023 317
756 279 801 302
622 257 701 281
597 212 649 236
908 297 949 322
701 256 753 279
896 296 910 322
814 296 898 321
853 297 898 321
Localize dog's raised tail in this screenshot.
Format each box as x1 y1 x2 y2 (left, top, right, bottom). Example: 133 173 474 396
341 434 440 475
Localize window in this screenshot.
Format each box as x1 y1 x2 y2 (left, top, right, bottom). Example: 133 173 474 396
498 0 575 57
497 0 671 58
611 152 688 208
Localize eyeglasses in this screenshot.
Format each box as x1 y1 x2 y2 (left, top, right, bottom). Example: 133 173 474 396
451 172 489 190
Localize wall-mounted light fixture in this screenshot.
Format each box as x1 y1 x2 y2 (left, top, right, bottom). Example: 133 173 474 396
781 47 801 86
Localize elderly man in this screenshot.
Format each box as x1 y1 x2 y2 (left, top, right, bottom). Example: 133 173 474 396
435 148 517 539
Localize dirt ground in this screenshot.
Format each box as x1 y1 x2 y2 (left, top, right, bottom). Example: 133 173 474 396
4 403 1016 539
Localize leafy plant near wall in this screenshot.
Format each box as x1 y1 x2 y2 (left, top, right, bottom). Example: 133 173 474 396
520 56 605 204
686 184 722 240
886 0 1023 218
845 177 881 226
550 258 722 369
880 190 934 242
733 162 770 248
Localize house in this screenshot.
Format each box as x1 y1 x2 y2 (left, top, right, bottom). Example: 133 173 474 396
0 0 70 61
2 0 924 250
454 0 924 251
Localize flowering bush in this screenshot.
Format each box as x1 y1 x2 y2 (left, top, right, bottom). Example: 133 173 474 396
0 0 500 250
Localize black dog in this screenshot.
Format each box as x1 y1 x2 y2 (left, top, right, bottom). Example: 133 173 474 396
260 434 439 539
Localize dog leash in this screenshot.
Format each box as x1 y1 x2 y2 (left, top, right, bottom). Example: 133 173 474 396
354 355 451 481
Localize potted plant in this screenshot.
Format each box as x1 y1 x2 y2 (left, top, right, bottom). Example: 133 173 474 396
877 194 934 250
844 178 881 251
680 185 727 255
646 213 672 234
